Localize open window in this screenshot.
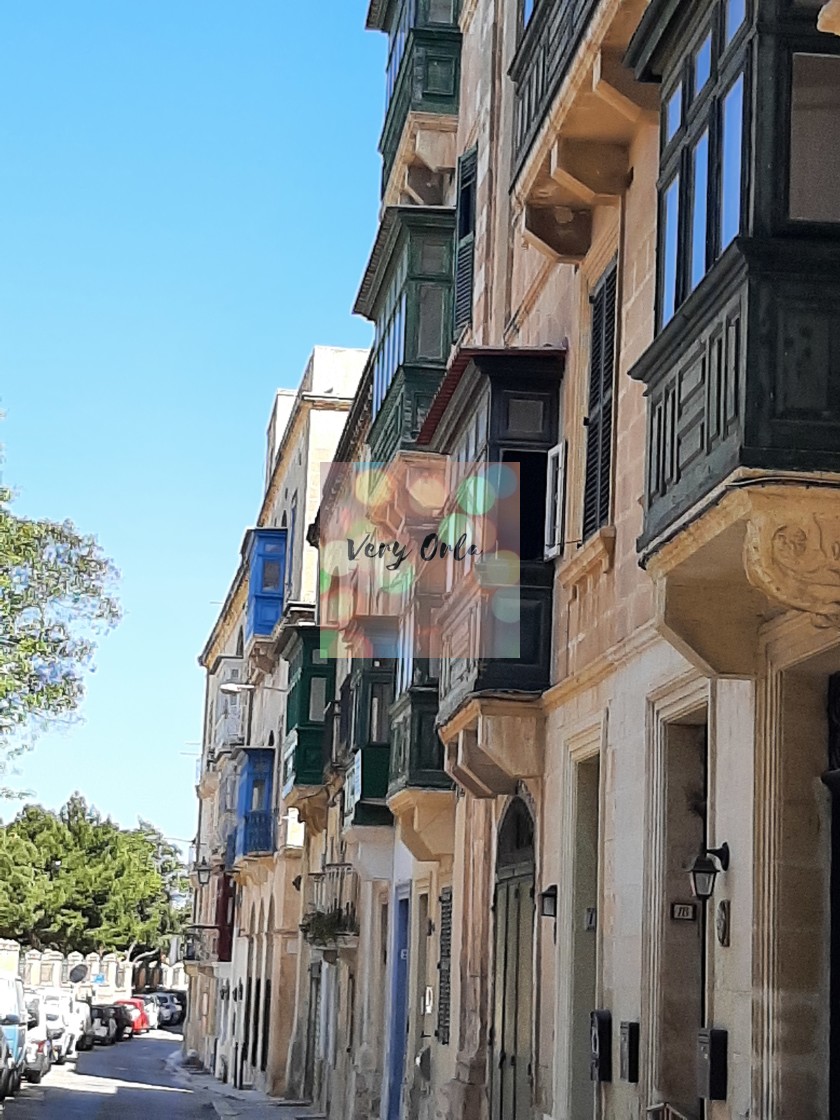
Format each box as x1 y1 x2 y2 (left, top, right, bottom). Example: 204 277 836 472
544 441 567 558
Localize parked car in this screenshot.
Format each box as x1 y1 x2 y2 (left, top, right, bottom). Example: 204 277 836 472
0 975 26 1094
22 992 52 1084
154 991 183 1025
141 994 159 1030
152 993 172 1025
111 1004 135 1041
71 1000 95 1053
0 1030 13 1100
115 998 149 1035
90 1005 118 1046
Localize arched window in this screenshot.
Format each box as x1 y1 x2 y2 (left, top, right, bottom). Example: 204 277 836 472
497 796 535 869
236 629 244 657
267 731 275 748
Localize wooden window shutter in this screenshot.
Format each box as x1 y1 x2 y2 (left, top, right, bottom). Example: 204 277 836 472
582 264 617 540
436 887 453 1044
453 148 477 335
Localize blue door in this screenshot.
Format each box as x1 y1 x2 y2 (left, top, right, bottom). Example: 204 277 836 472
387 894 410 1120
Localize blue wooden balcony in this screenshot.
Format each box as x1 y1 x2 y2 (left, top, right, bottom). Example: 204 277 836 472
236 809 276 859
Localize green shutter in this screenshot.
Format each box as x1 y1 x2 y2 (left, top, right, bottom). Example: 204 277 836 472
583 263 617 540
454 148 477 334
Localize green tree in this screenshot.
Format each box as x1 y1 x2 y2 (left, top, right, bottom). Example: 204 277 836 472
0 795 189 955
0 484 119 790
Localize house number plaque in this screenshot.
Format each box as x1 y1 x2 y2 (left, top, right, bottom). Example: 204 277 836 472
670 902 697 922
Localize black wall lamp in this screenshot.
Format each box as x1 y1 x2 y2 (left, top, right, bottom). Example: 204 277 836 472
689 843 730 901
539 885 558 918
196 857 212 887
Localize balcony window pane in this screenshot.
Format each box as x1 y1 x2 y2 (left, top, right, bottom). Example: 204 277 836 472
417 284 446 359
507 397 544 434
369 682 392 742
398 293 406 364
694 34 712 97
309 677 328 722
426 56 455 96
725 0 746 45
428 0 454 22
420 240 447 275
790 54 840 223
690 131 710 291
720 75 744 249
262 560 281 592
665 84 682 142
661 175 680 326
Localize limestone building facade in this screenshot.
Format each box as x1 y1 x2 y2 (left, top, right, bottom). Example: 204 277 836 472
184 347 366 1090
289 1 840 1120
187 1 840 1117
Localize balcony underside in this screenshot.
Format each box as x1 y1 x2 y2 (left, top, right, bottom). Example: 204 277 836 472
514 38 658 262
383 112 458 207
644 477 840 677
437 696 545 798
286 783 329 834
388 786 455 862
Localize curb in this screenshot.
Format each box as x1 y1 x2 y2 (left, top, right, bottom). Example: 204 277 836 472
211 1101 239 1119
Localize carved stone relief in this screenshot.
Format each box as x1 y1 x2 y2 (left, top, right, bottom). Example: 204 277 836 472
744 502 840 626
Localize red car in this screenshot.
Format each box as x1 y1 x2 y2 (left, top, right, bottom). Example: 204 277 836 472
114 999 150 1035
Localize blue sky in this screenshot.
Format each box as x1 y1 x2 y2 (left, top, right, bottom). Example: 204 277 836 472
0 2 382 848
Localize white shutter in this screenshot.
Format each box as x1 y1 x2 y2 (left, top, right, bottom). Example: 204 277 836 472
544 441 568 558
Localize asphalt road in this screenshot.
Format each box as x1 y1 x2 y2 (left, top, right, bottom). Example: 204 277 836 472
1 1030 216 1120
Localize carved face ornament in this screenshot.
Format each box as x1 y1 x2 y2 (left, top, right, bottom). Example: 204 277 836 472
744 512 840 626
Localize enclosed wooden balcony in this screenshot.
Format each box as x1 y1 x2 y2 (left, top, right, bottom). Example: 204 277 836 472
367 0 461 202
343 660 396 829
278 617 335 830
387 683 454 862
619 0 840 674
354 206 455 466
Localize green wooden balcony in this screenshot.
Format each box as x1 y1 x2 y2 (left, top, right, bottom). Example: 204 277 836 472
342 660 396 829
388 684 450 798
354 206 455 465
380 27 461 195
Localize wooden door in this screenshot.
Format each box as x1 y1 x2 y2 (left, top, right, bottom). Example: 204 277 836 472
491 873 534 1120
491 797 536 1120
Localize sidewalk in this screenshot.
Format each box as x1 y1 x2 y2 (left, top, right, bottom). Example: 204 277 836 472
166 1052 325 1120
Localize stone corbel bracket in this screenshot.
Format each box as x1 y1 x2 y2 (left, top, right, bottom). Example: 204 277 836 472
743 488 840 627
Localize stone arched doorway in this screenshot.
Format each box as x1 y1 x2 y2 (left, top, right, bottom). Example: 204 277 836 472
491 797 535 1120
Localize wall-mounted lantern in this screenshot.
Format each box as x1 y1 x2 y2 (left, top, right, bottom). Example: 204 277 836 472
539 885 558 918
196 857 212 887
689 843 729 901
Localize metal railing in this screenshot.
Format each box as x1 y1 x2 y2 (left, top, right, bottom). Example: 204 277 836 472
311 863 360 934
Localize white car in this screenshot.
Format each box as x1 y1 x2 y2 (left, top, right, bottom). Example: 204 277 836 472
142 997 159 1030
153 995 172 1025
155 993 182 1025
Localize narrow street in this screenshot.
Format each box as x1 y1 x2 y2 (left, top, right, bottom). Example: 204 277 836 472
2 1032 215 1120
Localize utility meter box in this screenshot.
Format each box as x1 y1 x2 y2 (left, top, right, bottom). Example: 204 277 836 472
697 1027 727 1100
